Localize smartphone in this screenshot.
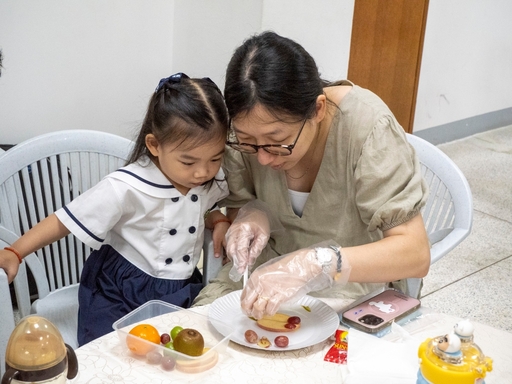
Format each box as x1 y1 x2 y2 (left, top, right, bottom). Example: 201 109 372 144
341 289 421 334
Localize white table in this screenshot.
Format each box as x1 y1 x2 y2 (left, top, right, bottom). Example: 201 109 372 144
70 300 512 383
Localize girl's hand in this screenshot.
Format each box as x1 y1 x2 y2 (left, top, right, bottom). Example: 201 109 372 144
0 249 21 284
205 210 231 260
211 221 230 258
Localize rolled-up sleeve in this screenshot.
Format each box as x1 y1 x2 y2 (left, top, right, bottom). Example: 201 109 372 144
354 116 428 232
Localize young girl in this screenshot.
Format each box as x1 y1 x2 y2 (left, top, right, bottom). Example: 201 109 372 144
0 72 231 345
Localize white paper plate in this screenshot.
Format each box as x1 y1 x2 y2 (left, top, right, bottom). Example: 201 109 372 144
208 290 339 351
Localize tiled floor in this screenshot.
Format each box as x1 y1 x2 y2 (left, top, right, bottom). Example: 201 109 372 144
420 125 512 332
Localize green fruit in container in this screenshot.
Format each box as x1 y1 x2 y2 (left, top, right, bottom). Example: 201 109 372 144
173 328 204 356
171 326 184 341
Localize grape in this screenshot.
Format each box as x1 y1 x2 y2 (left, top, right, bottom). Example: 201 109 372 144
287 316 301 325
284 323 297 330
164 341 174 349
160 356 176 371
170 326 184 341
274 336 289 348
244 330 258 344
146 351 162 364
160 333 171 345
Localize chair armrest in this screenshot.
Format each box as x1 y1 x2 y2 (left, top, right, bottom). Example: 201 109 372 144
0 269 15 329
0 269 16 377
202 229 224 285
430 227 471 265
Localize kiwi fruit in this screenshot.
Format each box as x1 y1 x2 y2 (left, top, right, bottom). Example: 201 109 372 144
173 328 205 356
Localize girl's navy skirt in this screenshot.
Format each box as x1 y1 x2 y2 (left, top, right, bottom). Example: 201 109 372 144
77 245 203 346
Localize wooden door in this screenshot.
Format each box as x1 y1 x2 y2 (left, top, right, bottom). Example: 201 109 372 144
348 0 429 133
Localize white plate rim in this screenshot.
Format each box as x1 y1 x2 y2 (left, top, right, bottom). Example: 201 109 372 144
208 290 340 351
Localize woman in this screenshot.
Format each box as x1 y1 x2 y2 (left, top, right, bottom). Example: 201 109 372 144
194 31 430 319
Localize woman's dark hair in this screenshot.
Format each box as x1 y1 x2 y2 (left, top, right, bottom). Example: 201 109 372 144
224 31 326 123
127 76 228 165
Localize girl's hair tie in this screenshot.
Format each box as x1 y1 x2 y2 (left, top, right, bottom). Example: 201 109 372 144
155 72 190 92
155 72 221 94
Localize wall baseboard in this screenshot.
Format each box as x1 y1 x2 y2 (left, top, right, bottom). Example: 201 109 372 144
413 107 512 145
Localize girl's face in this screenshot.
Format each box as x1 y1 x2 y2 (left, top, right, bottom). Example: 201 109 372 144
145 134 225 195
230 104 319 171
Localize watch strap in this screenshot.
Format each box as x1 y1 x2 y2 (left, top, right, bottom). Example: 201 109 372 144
328 245 343 280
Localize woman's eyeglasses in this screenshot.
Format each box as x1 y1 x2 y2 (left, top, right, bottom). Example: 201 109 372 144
226 118 307 156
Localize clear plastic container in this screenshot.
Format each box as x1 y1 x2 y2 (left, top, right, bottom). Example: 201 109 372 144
112 300 232 374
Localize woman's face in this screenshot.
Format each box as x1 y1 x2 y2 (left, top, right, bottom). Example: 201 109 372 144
230 104 317 171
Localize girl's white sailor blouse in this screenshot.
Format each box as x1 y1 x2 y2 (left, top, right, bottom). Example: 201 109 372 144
55 160 229 280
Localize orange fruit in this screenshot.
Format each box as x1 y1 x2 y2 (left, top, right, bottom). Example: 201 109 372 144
126 324 160 356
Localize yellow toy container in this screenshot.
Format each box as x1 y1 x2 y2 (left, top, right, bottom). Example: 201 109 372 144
417 319 492 384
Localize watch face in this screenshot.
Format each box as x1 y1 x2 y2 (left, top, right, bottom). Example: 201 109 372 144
315 247 333 264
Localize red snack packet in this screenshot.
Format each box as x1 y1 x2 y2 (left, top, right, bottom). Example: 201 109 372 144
324 329 349 364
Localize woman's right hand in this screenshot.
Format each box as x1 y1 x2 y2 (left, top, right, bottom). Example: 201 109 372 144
0 249 21 284
240 247 323 319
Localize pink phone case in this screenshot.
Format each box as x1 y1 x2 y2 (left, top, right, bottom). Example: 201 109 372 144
341 289 421 333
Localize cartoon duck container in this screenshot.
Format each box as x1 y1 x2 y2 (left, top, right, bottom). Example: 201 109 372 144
417 319 493 384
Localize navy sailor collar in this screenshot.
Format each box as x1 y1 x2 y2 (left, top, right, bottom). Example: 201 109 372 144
107 159 221 199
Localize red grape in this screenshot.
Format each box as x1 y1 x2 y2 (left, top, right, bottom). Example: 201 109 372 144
244 329 258 344
161 356 176 371
160 333 171 345
274 336 289 348
146 351 162 364
287 316 301 325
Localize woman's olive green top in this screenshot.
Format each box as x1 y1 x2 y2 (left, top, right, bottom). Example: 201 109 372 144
193 81 428 305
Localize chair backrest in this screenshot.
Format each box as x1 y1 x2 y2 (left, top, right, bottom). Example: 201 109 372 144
0 130 133 293
406 134 473 265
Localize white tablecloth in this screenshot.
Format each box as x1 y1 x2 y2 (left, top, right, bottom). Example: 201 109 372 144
70 301 512 384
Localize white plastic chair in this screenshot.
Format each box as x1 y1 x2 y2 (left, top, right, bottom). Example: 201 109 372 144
0 130 134 349
198 134 474 300
0 225 59 365
202 229 223 285
405 133 473 298
0 130 222 350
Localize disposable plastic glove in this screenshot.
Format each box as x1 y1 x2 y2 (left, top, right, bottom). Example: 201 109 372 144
240 240 351 319
225 200 283 282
